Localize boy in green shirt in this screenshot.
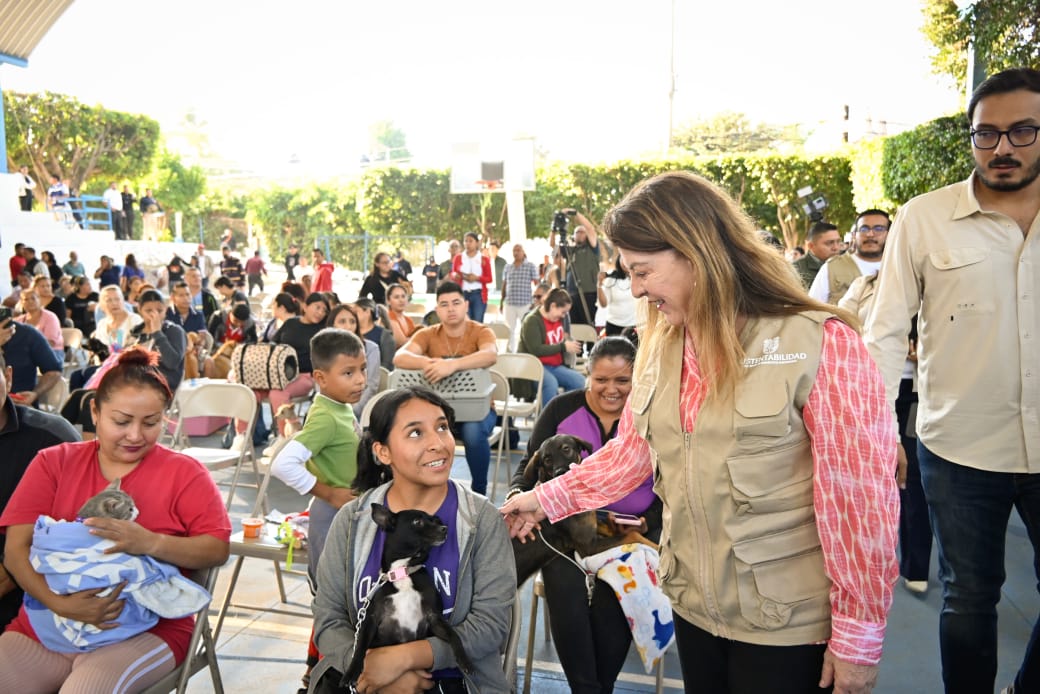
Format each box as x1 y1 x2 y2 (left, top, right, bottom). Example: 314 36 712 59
270 328 367 692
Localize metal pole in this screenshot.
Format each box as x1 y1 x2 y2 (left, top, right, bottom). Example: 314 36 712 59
666 0 676 154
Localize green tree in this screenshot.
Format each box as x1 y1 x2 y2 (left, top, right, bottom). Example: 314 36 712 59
747 155 855 249
154 152 207 216
882 114 973 203
672 111 793 155
367 120 411 163
4 91 159 192
921 0 1040 95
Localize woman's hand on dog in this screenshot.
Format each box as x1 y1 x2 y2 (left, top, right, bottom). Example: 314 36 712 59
500 491 547 542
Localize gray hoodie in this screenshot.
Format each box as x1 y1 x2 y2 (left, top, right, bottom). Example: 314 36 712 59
310 480 516 693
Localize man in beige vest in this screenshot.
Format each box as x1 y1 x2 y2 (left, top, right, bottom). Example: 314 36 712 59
808 210 890 304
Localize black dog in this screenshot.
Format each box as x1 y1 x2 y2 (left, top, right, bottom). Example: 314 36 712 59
512 434 660 586
340 504 472 691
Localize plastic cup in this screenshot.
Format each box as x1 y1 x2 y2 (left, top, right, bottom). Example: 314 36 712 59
242 517 264 539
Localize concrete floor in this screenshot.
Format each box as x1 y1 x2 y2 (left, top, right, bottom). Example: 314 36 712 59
186 433 1039 693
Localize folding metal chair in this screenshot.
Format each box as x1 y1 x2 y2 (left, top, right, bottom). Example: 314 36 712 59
171 381 260 509
492 353 544 451
141 566 224 694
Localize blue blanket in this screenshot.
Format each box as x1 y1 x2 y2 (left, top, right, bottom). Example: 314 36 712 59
26 516 211 653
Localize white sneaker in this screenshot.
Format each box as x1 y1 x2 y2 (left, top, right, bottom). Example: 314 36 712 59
903 579 928 593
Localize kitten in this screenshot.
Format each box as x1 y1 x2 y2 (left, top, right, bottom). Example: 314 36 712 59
77 478 139 521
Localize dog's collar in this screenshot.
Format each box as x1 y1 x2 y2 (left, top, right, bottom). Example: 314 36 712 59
382 564 424 583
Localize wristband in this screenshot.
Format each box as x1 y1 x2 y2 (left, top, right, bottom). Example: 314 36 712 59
505 488 523 501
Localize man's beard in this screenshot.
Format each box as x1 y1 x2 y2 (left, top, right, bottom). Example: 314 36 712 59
857 243 884 261
977 155 1040 192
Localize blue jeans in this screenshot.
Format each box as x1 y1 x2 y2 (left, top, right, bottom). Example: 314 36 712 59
542 364 586 407
918 443 1040 693
455 408 496 496
464 289 485 323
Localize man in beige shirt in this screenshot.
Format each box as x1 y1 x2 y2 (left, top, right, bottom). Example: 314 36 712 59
864 67 1040 694
394 281 498 495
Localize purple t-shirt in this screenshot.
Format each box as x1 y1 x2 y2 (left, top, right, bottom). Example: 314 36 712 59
357 484 462 679
555 401 656 515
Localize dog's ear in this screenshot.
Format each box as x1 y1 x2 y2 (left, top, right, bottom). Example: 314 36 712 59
574 437 595 457
370 503 394 531
522 451 543 486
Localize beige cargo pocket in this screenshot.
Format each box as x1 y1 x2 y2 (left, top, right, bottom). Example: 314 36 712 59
927 247 994 310
726 440 813 515
734 384 791 442
731 523 831 631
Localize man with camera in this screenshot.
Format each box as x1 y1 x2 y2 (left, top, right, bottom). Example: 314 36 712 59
554 209 602 327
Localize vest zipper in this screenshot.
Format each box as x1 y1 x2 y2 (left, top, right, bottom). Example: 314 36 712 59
687 429 726 637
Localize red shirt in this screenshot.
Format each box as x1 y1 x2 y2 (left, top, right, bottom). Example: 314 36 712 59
536 319 899 665
539 316 565 367
244 257 266 274
9 254 26 279
0 441 231 663
312 262 334 292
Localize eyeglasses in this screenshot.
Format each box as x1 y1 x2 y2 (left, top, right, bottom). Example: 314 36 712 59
970 125 1040 150
857 225 889 235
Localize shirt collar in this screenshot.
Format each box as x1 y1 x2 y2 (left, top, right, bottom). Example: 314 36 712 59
952 172 985 221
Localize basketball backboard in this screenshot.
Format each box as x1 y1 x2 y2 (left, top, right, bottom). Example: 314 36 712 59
449 139 536 194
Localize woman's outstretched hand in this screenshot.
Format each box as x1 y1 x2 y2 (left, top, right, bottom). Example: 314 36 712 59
499 491 547 542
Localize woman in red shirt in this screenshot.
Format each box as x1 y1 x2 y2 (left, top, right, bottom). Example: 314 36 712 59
0 347 230 692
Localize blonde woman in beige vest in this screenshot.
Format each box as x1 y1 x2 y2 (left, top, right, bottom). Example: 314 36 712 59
502 171 900 694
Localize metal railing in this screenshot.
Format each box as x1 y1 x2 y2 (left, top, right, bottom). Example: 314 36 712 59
59 195 113 231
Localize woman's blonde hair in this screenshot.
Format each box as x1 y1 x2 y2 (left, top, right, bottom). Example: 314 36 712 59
603 171 856 397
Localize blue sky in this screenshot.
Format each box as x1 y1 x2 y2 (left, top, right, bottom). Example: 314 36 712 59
1 0 962 177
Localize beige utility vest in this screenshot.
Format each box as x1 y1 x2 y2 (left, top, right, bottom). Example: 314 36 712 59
631 311 834 646
826 253 862 305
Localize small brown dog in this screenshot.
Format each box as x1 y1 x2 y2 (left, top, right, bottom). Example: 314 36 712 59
512 434 659 586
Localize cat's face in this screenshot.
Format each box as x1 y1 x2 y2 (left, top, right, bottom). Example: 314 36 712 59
77 479 139 521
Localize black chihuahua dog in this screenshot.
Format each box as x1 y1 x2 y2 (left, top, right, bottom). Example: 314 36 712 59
340 504 472 692
512 434 660 586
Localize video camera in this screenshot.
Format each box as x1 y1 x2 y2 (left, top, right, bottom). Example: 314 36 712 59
797 186 828 223
551 209 575 236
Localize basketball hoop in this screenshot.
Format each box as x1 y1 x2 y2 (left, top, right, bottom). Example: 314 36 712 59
475 179 502 191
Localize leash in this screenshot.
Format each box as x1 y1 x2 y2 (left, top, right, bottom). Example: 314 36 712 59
536 529 597 606
347 564 426 694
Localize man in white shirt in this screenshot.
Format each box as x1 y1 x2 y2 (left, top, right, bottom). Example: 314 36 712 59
807 209 890 304
864 67 1040 694
16 166 35 211
101 182 126 240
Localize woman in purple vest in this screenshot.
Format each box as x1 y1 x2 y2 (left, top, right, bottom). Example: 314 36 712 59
506 336 661 693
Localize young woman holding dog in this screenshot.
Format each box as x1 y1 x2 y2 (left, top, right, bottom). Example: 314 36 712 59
507 336 661 693
311 387 515 694
501 172 899 694
0 347 231 692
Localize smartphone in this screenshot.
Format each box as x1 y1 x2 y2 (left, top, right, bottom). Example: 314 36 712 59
0 307 11 324
596 510 643 527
